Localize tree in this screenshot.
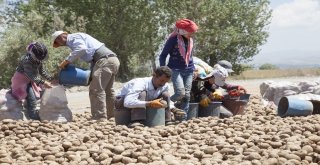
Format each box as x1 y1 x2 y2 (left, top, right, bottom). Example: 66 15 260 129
193 0 271 71
0 0 272 88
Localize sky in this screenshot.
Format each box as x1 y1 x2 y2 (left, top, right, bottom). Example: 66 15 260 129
252 0 320 67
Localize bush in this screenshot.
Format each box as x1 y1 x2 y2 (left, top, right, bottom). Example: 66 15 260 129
259 63 279 70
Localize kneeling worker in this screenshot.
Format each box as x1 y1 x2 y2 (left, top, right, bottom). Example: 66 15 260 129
115 66 185 126
193 65 247 118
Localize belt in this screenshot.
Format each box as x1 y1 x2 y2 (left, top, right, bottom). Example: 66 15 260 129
92 45 117 64
95 54 115 60
95 54 116 62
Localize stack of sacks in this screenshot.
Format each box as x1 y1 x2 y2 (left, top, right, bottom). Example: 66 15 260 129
0 89 24 120
260 80 320 105
39 85 72 122
193 57 213 79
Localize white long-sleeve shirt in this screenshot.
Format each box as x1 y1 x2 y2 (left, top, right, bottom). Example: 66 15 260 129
65 33 104 63
117 77 169 109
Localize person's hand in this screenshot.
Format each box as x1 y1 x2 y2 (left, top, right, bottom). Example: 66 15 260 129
50 79 59 85
237 85 247 94
228 85 247 97
210 91 224 100
199 96 211 107
44 81 53 88
193 71 198 80
59 60 70 69
148 99 166 108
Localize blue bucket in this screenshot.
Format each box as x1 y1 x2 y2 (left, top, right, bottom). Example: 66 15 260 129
144 107 165 127
59 65 91 86
278 96 313 117
188 103 199 120
198 102 221 117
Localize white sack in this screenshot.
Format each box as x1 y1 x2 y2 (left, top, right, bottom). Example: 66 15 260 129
39 85 72 122
0 89 24 120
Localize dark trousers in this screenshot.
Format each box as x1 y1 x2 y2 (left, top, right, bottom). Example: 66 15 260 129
115 91 171 122
26 84 40 120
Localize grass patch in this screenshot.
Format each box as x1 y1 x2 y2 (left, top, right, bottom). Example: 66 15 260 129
230 68 320 80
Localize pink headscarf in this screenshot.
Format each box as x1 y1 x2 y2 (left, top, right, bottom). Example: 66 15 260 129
169 19 198 66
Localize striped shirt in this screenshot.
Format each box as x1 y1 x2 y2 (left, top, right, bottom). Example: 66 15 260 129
16 54 53 85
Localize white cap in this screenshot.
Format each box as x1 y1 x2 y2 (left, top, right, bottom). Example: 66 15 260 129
208 65 228 86
218 60 234 73
52 31 67 47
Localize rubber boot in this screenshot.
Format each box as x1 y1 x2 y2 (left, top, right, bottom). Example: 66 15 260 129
26 84 40 120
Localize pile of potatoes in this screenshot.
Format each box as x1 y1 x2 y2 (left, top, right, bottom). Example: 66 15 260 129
1 94 320 165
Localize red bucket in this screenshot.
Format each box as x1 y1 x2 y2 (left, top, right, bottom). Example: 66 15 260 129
222 94 250 115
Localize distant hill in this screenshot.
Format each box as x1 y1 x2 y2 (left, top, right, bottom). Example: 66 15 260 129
251 49 320 68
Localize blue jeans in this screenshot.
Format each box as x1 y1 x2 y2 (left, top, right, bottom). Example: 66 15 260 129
170 69 193 120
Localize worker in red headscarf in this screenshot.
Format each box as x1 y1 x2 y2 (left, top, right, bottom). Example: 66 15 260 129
159 18 198 120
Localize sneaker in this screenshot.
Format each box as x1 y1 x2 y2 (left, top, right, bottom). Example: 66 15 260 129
91 116 108 121
128 121 144 128
171 108 186 121
165 121 176 126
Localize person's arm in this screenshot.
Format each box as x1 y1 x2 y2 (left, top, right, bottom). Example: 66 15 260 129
204 81 216 92
65 37 88 63
22 59 45 85
159 37 175 66
222 83 240 91
123 82 148 108
222 83 247 96
39 64 53 81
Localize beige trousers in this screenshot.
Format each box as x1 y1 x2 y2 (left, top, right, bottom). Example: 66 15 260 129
89 56 120 119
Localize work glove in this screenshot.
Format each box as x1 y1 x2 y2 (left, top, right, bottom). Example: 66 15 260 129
199 96 211 107
228 85 247 97
210 91 224 100
149 99 166 108
237 85 247 93
59 60 70 69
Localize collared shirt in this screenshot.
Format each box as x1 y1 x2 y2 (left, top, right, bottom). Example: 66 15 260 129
117 77 169 109
65 33 104 63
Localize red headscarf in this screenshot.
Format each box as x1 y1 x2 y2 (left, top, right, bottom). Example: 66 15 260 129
175 18 198 33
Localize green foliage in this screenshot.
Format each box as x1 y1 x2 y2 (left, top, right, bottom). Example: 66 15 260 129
0 0 272 88
194 0 271 68
240 63 255 71
259 63 279 70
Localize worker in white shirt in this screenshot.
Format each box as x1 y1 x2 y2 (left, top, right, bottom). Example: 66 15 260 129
115 66 185 125
52 31 120 120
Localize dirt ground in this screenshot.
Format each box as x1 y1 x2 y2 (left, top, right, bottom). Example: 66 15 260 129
66 76 320 114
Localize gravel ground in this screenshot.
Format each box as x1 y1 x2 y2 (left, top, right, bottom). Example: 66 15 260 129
1 77 320 164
